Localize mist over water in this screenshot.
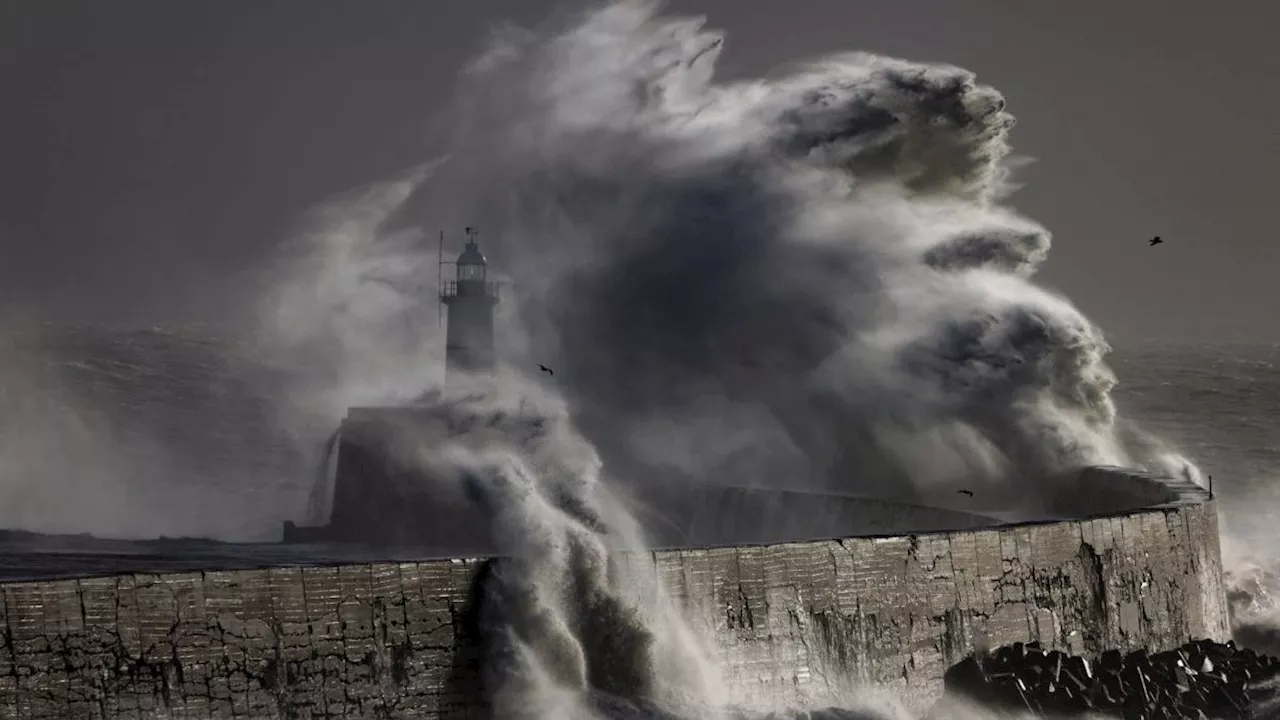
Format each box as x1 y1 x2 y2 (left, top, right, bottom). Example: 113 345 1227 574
258 0 1205 517
404 0 1204 503
248 1 1222 716
0 316 306 540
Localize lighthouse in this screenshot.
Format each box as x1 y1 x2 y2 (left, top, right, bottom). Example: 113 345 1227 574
440 227 499 385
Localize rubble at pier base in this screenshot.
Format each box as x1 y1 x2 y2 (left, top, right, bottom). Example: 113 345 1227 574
944 639 1280 719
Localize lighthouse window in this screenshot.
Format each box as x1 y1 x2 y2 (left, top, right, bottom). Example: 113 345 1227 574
459 263 484 281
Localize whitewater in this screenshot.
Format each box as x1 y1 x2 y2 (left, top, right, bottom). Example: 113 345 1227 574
2 1 1279 718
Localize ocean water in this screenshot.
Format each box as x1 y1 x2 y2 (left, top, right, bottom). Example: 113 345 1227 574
2 326 1278 547
1107 338 1280 552
0 324 314 543
2 325 1279 718
3 326 1276 543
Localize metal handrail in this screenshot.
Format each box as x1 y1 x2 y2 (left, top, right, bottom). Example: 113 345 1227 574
440 280 500 300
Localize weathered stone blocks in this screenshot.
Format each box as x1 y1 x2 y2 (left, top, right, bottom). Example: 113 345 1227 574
0 503 1227 718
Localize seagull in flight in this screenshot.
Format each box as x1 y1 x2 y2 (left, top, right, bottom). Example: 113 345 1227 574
956 489 974 498
1149 236 1163 247
538 364 554 376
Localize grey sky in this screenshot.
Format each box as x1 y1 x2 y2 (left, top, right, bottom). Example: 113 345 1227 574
1 0 1275 340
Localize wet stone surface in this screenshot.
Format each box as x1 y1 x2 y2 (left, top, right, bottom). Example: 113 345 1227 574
0 502 1230 719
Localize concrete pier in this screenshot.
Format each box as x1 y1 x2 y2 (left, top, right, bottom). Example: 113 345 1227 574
0 471 1228 719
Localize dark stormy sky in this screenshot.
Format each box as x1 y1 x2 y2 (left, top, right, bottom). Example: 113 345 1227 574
1 0 1275 340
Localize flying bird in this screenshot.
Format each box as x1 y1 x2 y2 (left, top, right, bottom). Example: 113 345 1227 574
538 364 554 376
1149 236 1163 247
956 489 973 497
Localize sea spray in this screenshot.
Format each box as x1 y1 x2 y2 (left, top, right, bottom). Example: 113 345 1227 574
388 382 966 719
253 163 445 438
256 0 1206 518
249 164 448 529
394 381 724 718
0 319 300 541
302 428 342 526
1222 528 1280 657
247 0 1227 715
401 0 1203 505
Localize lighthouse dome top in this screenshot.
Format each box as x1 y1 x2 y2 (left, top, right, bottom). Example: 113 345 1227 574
456 240 486 266
457 227 487 267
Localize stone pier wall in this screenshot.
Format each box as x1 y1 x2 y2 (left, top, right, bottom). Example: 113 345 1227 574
0 502 1228 719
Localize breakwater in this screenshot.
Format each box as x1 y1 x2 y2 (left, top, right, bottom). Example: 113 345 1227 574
0 469 1229 718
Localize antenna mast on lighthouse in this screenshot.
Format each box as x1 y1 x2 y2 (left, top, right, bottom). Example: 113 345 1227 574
436 230 445 327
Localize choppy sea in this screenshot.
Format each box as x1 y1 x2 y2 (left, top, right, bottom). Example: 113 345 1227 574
0 325 1277 582
2 325 1279 719
1106 338 1280 552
